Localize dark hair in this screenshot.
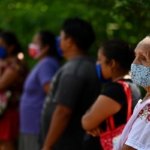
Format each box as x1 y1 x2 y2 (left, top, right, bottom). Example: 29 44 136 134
0 31 22 55
38 30 58 58
101 39 134 71
62 17 95 52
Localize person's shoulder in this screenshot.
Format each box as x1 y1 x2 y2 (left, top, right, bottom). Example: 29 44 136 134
125 79 140 91
39 57 59 67
101 80 126 96
103 81 122 89
7 57 22 71
78 56 96 69
105 79 139 94
120 79 141 97
62 56 96 76
40 57 55 64
124 79 142 106
101 81 127 105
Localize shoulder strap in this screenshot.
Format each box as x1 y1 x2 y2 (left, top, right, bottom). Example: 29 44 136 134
118 80 132 121
108 80 132 130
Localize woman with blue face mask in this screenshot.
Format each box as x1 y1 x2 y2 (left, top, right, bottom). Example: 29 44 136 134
81 39 141 150
117 36 150 150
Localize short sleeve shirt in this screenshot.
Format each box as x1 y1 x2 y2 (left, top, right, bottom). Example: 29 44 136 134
20 57 59 134
100 79 141 127
125 103 150 149
41 56 100 150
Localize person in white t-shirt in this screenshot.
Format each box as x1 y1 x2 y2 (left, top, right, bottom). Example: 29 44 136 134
118 36 150 150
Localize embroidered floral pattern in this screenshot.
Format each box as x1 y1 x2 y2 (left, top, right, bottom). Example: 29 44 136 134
138 104 150 122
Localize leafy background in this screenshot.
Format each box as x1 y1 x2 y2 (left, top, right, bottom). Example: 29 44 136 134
0 0 148 96
0 0 150 62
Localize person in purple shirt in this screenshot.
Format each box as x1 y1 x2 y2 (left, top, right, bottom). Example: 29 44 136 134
19 31 60 150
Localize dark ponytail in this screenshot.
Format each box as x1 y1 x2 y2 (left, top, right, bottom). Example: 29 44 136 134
38 30 61 59
101 39 134 72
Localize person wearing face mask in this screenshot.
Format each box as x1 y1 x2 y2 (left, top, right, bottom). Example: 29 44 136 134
116 36 150 150
41 18 101 150
19 31 60 150
0 31 28 150
0 47 7 59
81 39 141 150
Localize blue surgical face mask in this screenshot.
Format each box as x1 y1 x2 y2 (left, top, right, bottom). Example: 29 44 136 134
96 64 109 82
56 37 63 57
131 64 150 87
0 47 7 59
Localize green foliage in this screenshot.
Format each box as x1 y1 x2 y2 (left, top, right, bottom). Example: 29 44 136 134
0 0 150 60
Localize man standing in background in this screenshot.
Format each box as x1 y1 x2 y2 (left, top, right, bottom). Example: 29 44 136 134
41 18 101 150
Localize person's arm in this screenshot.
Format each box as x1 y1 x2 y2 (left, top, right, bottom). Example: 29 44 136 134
42 105 72 150
86 128 101 137
82 95 121 131
122 144 136 150
43 82 51 94
42 73 85 149
0 67 18 90
38 59 58 94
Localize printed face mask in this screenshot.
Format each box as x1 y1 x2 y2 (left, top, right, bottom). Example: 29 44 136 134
28 43 41 59
131 64 150 87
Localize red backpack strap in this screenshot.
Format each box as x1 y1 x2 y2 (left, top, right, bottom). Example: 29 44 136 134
107 80 132 130
117 80 132 121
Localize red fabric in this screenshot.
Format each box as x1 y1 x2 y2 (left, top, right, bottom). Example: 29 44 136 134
100 125 124 150
99 81 132 150
0 108 19 141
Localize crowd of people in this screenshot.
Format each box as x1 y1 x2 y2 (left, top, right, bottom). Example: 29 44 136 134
0 17 150 150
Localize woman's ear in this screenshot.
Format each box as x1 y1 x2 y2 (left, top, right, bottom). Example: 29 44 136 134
66 37 73 48
110 59 116 68
110 59 120 70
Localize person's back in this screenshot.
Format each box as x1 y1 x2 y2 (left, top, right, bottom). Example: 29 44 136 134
41 18 100 150
42 56 100 149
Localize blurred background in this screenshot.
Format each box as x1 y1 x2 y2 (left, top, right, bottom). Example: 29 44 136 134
0 0 150 65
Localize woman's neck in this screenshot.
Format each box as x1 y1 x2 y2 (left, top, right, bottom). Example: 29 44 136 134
112 72 128 82
65 51 86 60
38 54 49 60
